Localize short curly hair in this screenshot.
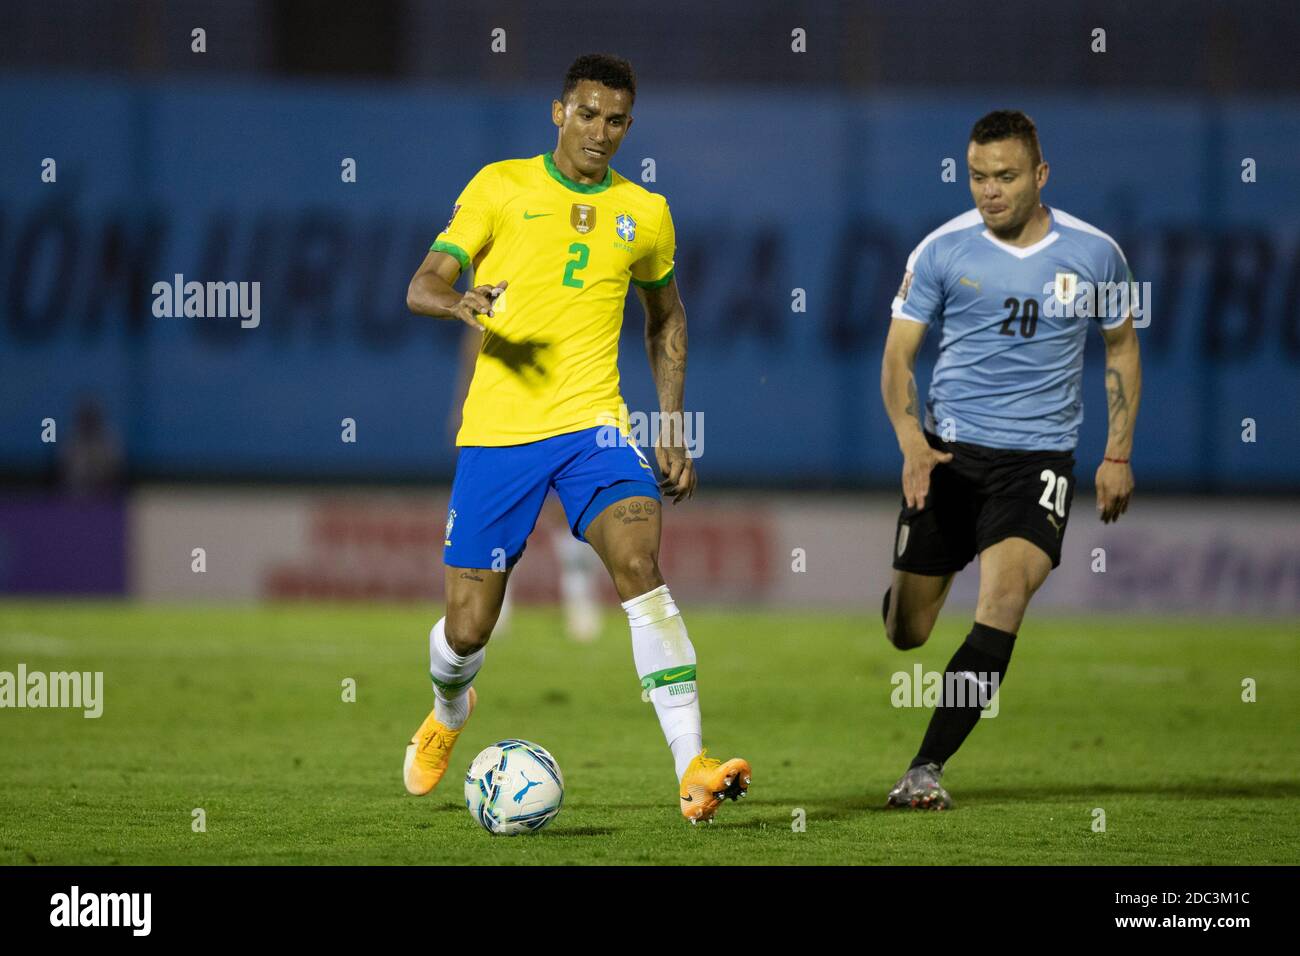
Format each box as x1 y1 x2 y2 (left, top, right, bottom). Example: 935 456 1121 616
561 54 636 105
970 110 1043 165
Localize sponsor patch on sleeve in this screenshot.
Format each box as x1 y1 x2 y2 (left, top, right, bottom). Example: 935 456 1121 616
896 270 914 302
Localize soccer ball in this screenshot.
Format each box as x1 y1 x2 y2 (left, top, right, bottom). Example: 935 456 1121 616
464 739 564 835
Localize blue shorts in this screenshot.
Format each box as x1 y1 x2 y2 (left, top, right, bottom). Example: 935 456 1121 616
443 425 661 569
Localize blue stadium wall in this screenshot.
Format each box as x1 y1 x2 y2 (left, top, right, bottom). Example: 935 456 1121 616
2 78 1298 490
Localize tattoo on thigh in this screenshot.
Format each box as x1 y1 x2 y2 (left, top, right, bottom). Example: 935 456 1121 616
459 571 485 583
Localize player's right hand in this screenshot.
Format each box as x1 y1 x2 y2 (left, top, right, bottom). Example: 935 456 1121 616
655 443 697 504
901 442 953 511
1094 459 1134 524
451 281 507 331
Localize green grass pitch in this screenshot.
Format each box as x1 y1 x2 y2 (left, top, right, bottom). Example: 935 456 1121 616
1 602 1297 865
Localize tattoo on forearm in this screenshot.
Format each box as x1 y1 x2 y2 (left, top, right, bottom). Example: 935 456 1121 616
649 316 687 411
905 376 923 432
1105 366 1130 434
663 323 687 373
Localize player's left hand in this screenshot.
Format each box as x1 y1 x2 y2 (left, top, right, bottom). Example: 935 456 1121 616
1095 459 1134 523
655 444 697 504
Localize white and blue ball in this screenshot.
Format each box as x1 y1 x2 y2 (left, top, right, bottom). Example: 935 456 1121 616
464 739 564 835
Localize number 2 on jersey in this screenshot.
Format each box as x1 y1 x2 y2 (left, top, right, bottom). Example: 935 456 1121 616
562 242 589 288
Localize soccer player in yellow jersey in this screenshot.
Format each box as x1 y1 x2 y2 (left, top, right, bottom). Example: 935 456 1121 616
402 54 750 823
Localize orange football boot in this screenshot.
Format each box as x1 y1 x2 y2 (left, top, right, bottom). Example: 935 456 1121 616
679 749 751 824
403 688 477 796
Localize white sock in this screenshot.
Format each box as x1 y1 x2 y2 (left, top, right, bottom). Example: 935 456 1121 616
669 732 704 780
428 617 483 730
623 585 703 780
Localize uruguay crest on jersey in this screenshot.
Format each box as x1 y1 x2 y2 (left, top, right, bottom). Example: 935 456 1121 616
1053 271 1078 304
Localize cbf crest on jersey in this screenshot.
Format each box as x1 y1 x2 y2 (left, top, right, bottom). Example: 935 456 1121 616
571 204 596 234
1054 271 1078 304
615 213 636 242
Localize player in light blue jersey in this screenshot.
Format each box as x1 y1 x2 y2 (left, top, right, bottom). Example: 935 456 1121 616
879 111 1143 809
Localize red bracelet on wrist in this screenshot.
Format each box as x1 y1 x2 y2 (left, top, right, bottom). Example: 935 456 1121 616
1104 456 1130 464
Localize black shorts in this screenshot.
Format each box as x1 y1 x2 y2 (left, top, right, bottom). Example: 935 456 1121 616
892 432 1076 575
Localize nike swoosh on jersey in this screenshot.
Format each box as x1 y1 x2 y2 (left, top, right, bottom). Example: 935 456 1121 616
522 211 552 219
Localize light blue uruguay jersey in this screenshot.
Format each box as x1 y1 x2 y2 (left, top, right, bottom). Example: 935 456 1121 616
891 206 1132 452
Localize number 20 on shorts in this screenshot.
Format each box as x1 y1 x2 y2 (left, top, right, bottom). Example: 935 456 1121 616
1038 468 1068 517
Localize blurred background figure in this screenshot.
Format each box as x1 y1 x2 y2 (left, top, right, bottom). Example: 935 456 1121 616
0 394 126 596
553 512 603 643
58 398 123 499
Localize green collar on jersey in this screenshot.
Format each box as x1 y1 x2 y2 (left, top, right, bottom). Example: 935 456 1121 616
543 152 613 193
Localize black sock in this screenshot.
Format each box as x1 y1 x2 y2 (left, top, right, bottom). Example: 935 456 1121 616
910 622 1016 770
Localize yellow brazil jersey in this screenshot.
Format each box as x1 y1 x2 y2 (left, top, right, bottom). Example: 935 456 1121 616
432 152 676 446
